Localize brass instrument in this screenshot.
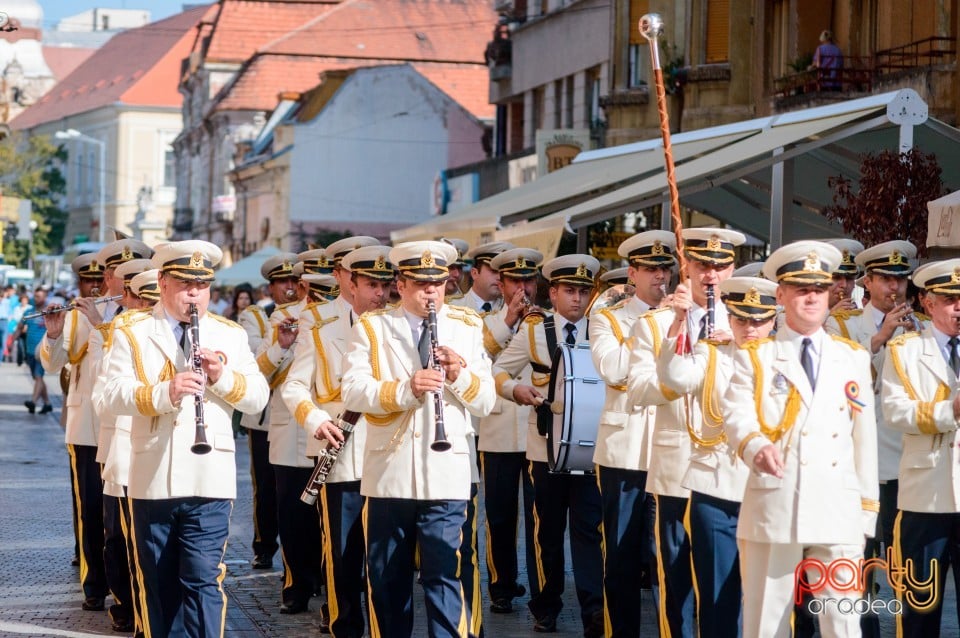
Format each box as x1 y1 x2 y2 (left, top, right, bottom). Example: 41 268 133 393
188 303 211 455
301 410 362 505
890 293 921 332
426 301 451 452
520 293 547 321
23 295 123 320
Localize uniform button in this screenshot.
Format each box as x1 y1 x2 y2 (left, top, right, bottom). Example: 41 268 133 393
832 433 839 438
801 431 808 437
414 432 422 438
832 461 838 466
801 460 808 466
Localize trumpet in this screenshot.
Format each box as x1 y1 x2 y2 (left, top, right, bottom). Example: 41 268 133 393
23 294 123 320
890 294 921 332
520 293 546 321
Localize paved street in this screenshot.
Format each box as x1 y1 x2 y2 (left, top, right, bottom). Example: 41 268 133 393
0 361 657 637
1 359 954 637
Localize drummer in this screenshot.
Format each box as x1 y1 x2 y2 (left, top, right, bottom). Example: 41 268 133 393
491 254 604 638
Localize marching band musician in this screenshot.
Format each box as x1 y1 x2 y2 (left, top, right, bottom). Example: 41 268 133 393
91 265 158 636
823 239 920 612
880 258 960 637
462 241 515 314
590 230 676 638
39 238 150 616
99 240 269 638
626 227 743 638
326 236 382 308
657 276 779 638
823 239 864 313
442 237 469 302
477 247 542 616
341 240 495 638
599 266 631 287
723 241 877 638
256 252 321 614
492 254 604 637
282 245 393 638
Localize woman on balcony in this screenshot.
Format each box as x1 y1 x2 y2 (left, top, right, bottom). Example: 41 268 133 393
810 29 844 91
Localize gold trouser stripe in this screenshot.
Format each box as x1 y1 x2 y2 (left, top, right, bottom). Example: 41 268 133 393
319 486 340 628
127 501 153 638
362 501 382 638
117 496 143 633
653 494 673 638
481 453 500 587
216 502 233 638
456 501 469 638
686 497 701 635
596 467 613 638
894 510 904 638
468 490 482 637
527 461 547 589
280 544 294 594
67 445 89 588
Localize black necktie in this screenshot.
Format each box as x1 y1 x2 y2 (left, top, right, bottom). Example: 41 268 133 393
949 337 960 377
418 319 431 369
697 315 708 341
564 323 577 345
481 302 492 312
801 337 816 390
179 322 191 355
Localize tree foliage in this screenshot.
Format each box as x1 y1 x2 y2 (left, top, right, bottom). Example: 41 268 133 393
823 147 945 257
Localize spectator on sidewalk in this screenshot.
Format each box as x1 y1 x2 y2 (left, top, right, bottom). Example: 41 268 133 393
13 288 52 413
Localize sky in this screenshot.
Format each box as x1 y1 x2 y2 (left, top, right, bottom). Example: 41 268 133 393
37 1 192 30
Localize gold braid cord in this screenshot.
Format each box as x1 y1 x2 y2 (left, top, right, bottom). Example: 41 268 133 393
747 346 801 443
686 344 727 448
888 339 949 435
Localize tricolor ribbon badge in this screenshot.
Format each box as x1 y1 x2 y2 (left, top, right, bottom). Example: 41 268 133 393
845 381 865 415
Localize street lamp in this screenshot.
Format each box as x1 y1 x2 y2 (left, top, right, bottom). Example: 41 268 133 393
55 128 106 243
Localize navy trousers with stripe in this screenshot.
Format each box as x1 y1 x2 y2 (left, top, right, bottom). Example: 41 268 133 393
103 494 134 625
481 451 536 603
130 497 231 638
247 429 279 562
654 494 694 638
319 480 366 638
688 491 741 638
274 464 323 606
67 444 107 600
365 497 467 638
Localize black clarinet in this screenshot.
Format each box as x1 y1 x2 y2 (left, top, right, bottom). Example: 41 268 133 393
426 302 451 452
705 284 716 339
301 410 362 505
188 303 211 455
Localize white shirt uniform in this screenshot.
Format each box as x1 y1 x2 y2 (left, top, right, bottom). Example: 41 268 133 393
341 304 495 501
100 306 269 500
38 307 98 447
237 304 271 432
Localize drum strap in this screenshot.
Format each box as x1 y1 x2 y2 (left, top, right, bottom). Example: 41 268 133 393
531 315 557 375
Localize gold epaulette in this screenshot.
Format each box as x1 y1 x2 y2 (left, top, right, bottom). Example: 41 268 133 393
738 336 773 351
521 312 547 327
241 305 266 317
830 334 867 352
444 292 464 303
831 309 863 320
447 306 481 327
313 315 338 329
887 331 920 348
304 299 329 313
275 300 299 310
363 307 392 318
641 306 671 319
591 298 628 316
702 338 731 347
915 312 931 322
116 308 150 326
208 313 242 329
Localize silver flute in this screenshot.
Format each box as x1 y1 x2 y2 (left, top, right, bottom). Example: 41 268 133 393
23 294 123 320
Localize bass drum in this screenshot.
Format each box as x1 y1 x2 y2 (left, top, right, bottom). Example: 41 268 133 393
546 343 604 474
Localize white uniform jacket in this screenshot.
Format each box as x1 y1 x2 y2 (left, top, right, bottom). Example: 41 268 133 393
281 297 366 482
825 304 928 481
658 337 748 502
341 304 495 500
100 306 268 500
238 304 271 431
38 307 98 447
722 331 878 544
590 296 656 471
90 316 131 497
258 300 311 467
473 304 528 453
881 329 960 513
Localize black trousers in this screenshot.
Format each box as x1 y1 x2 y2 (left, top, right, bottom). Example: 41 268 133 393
247 429 279 560
274 464 323 606
67 444 107 599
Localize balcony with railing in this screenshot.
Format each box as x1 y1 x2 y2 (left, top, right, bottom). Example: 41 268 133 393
772 37 956 108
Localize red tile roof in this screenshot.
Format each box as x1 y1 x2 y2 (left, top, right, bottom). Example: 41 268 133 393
209 0 495 119
11 6 210 130
203 1 341 63
41 46 96 81
213 55 492 120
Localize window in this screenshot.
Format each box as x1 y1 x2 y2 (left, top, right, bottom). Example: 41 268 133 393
553 79 563 128
532 86 545 133
164 146 176 187
585 67 601 127
705 0 730 63
564 76 574 128
629 0 650 86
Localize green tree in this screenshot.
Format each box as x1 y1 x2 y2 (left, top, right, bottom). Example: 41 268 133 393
0 132 67 266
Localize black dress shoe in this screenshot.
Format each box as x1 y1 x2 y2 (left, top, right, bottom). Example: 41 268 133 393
533 614 557 633
82 596 105 611
24 400 35 414
279 600 308 614
583 610 604 638
319 602 330 633
490 598 513 613
251 555 272 569
111 617 134 633
40 403 53 414
71 556 80 567
513 583 527 598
